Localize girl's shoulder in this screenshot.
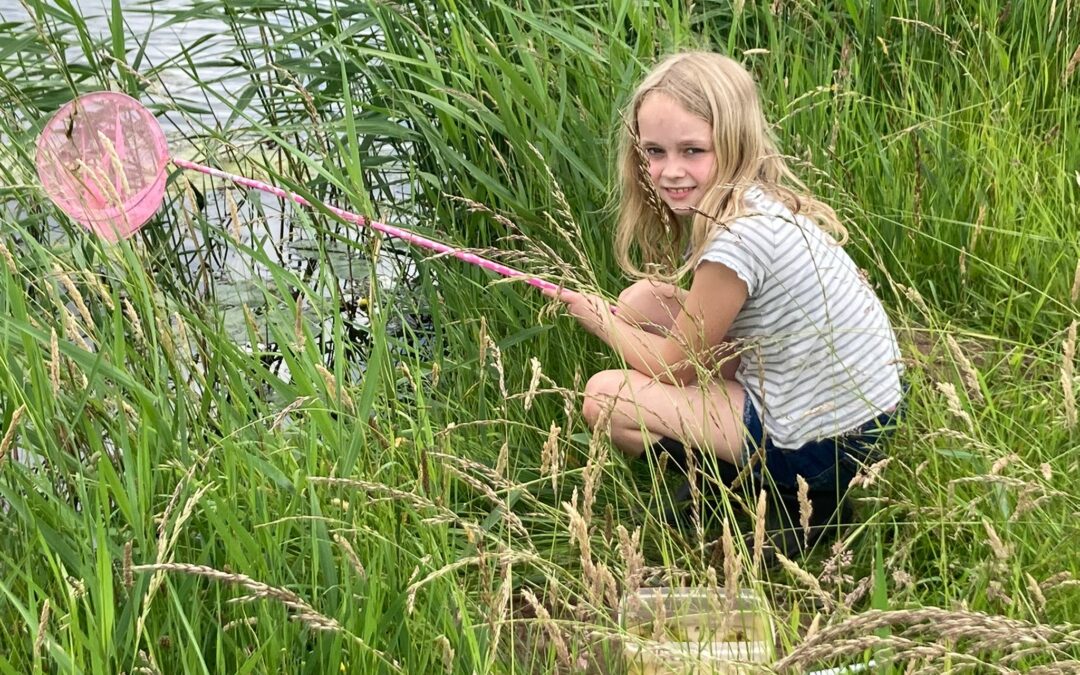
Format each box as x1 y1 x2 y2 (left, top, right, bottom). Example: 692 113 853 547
740 185 798 221
723 186 802 236
735 186 832 240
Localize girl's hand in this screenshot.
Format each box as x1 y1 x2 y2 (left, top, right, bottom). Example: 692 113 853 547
544 288 616 340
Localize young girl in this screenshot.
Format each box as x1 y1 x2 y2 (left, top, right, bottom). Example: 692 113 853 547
548 51 904 558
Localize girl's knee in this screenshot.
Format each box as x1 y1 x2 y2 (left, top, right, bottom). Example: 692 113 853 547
618 278 673 306
581 370 631 428
617 280 684 333
617 279 651 305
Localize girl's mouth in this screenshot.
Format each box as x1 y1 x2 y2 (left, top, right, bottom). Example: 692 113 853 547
664 187 694 200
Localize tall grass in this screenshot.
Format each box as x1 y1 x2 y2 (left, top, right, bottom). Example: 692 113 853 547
1 0 1078 673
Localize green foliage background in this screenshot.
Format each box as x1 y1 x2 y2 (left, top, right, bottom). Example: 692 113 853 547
0 1 1078 673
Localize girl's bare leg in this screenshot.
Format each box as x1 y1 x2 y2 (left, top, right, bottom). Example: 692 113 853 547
617 279 686 335
581 369 747 466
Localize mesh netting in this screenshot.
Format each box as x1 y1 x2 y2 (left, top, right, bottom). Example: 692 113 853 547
35 91 168 241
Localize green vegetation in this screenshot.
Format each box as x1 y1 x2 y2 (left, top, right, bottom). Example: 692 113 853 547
1 1 1078 673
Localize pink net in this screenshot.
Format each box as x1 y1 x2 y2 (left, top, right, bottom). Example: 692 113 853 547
35 91 169 242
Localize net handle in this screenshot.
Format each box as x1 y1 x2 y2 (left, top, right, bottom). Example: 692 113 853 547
173 158 615 312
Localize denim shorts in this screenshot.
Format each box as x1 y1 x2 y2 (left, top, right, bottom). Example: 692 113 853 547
741 395 902 493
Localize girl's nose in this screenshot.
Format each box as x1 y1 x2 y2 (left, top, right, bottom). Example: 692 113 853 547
662 160 686 178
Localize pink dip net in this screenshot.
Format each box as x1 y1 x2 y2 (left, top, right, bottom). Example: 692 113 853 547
35 91 169 242
33 91 576 303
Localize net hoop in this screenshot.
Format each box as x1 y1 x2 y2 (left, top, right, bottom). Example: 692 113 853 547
35 91 169 241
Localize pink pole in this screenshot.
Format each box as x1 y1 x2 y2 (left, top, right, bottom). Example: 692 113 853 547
173 158 566 296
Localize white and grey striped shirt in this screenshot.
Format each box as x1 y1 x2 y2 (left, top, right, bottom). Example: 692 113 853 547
698 187 903 448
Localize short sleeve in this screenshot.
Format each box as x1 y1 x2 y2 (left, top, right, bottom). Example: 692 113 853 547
696 215 773 297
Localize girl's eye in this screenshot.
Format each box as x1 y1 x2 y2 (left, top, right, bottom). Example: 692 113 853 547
645 147 663 156
685 147 704 155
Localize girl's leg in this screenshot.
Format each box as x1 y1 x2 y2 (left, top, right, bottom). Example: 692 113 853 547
581 369 747 466
617 279 686 335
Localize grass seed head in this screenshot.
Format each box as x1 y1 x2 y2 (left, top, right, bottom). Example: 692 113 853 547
990 453 1019 475
488 561 512 660
1064 43 1080 85
822 540 854 587
1041 462 1053 481
540 420 562 492
935 381 974 431
0 239 17 274
435 635 454 674
81 270 114 311
721 518 739 612
33 599 50 659
524 357 541 411
66 577 86 600
133 562 354 642
891 568 914 591
1025 572 1047 613
777 552 833 610
521 589 571 669
0 405 27 469
1070 258 1080 305
945 333 983 403
983 520 1012 561
1063 320 1077 429
850 457 891 489
842 574 873 609
495 440 509 478
1040 571 1073 590
225 188 243 243
222 616 258 632
753 489 767 571
316 364 354 411
477 316 487 368
796 475 813 546
616 524 644 600
334 534 367 581
900 284 932 319
97 130 131 195
481 333 507 399
986 579 1013 606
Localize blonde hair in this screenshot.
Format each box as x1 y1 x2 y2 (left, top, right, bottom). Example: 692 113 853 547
614 51 848 280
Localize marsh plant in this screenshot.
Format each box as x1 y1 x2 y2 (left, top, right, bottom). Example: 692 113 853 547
1 1 1079 673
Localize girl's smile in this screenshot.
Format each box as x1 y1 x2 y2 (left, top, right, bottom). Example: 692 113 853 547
636 92 716 213
663 186 695 201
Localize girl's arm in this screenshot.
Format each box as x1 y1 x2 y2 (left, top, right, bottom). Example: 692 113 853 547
556 261 747 385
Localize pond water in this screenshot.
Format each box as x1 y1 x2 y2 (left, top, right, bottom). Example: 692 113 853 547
0 0 438 475
0 0 428 355
1 0 244 99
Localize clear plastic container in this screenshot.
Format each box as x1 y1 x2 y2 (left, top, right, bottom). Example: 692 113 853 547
619 587 774 674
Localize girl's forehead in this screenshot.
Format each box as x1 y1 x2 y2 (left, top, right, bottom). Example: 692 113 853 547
638 89 680 109
636 92 711 138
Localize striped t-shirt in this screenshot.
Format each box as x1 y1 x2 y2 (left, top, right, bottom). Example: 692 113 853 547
697 187 903 449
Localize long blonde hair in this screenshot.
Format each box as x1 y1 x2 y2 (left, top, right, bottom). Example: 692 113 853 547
614 51 847 280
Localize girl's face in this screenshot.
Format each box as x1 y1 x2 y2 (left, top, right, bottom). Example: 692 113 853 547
637 92 716 217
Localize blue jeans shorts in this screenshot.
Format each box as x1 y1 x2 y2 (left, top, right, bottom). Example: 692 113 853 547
741 395 902 493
